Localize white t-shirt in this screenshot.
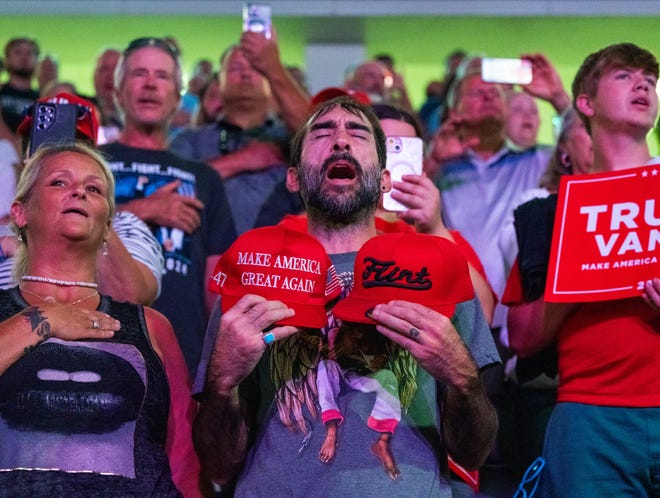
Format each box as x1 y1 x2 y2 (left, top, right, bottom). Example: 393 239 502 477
0 139 19 219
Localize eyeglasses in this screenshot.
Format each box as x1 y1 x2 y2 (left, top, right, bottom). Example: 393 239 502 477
513 456 545 498
123 37 180 60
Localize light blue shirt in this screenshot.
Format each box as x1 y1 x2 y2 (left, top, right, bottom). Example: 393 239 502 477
435 143 551 329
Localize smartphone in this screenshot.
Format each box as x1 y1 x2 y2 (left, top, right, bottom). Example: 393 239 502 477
481 58 532 85
383 136 424 212
28 102 79 156
243 3 272 39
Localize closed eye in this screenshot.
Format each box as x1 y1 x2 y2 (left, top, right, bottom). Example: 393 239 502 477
310 131 331 139
346 122 372 140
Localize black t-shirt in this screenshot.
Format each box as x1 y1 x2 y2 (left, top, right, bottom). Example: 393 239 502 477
100 142 237 373
0 83 39 133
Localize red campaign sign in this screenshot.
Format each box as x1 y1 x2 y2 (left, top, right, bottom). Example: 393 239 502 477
545 164 660 302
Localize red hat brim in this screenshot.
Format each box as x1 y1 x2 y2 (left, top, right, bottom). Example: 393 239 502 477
17 92 99 145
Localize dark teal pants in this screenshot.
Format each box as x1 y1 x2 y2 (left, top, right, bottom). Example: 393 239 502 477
539 403 660 498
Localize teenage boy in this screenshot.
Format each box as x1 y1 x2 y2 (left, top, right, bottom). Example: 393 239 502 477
515 43 660 497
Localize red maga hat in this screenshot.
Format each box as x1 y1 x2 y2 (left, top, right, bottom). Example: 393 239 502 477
333 232 474 324
209 226 341 328
17 92 99 145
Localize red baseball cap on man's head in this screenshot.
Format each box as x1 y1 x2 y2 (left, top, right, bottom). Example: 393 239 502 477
209 226 341 328
17 92 99 145
333 232 474 324
310 86 371 110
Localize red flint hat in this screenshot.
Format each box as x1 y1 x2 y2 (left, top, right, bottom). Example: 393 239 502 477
333 233 474 324
17 92 99 145
209 226 341 328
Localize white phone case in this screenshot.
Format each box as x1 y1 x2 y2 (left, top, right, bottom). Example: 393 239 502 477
243 3 272 39
383 136 424 212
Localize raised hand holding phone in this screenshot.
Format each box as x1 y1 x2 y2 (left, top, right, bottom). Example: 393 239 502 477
243 3 272 39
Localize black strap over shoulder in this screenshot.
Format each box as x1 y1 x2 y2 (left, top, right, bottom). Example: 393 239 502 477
513 194 558 302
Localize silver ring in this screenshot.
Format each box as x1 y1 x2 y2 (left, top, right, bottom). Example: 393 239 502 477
262 332 275 345
408 327 420 339
92 319 100 329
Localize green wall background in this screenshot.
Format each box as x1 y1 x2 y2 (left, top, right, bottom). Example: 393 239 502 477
1 14 658 149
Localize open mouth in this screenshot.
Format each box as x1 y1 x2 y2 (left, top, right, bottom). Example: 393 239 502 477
63 207 88 217
327 162 357 180
631 97 649 107
323 153 361 182
138 96 161 106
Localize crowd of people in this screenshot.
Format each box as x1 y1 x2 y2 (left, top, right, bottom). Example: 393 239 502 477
0 25 658 498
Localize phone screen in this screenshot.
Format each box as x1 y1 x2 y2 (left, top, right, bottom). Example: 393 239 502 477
481 58 532 85
243 3 272 39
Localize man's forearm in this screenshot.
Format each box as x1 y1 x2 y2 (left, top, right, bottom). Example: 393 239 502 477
192 387 250 485
441 377 498 470
117 198 153 225
208 150 254 179
208 140 286 179
549 89 571 115
265 62 310 133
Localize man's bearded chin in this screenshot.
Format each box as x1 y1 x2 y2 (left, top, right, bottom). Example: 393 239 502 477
298 157 381 227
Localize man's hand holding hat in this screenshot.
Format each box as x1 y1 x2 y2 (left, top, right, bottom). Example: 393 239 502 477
207 225 341 393
333 232 480 391
210 293 296 395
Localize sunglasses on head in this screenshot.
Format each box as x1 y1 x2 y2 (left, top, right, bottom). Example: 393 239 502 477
123 37 179 60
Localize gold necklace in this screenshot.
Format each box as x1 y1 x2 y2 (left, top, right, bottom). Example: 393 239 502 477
19 286 99 306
